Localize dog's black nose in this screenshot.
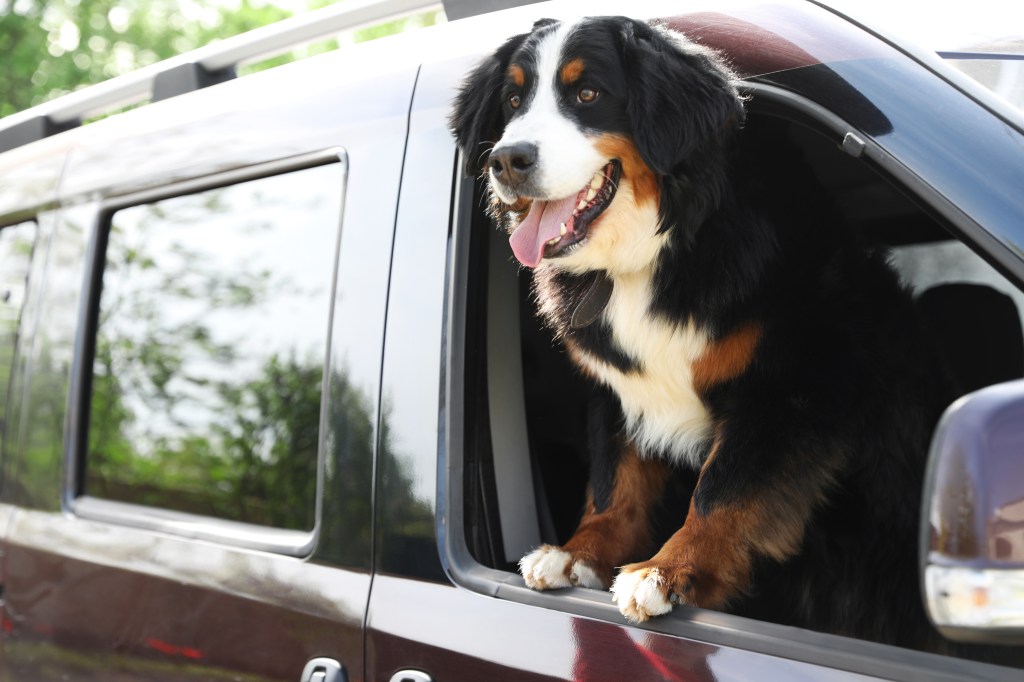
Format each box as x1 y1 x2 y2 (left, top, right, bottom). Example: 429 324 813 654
489 142 537 185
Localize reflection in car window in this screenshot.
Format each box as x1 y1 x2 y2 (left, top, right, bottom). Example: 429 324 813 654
826 0 1024 113
890 239 1024 326
943 58 1024 112
86 163 344 531
0 220 37 445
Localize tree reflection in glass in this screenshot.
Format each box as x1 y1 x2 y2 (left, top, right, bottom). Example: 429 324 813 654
86 163 344 531
0 221 37 447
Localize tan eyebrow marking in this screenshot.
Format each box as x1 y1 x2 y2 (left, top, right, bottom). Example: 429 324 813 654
509 63 525 87
560 58 585 85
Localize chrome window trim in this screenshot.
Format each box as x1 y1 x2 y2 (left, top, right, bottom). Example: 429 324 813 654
64 147 348 557
73 495 317 557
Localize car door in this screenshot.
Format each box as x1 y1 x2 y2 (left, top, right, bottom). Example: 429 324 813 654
365 48 902 682
0 45 419 681
367 3 1024 682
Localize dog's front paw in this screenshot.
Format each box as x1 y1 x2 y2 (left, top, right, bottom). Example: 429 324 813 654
610 564 677 623
612 557 739 622
519 545 606 590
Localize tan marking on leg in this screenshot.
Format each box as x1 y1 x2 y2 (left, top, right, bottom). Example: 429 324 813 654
620 497 755 610
559 444 668 587
620 479 812 612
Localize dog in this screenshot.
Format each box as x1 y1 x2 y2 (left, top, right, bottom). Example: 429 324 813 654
449 16 954 651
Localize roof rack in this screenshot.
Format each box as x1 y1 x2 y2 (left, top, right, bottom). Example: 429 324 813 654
0 0 441 155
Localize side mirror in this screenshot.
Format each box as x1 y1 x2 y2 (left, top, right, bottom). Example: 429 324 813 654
922 380 1024 644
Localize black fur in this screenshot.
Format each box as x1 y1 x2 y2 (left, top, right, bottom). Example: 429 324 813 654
449 30 529 177
451 16 960 654
615 18 745 240
585 383 625 513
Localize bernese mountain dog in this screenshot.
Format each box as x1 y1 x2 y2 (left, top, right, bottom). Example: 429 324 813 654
449 16 954 651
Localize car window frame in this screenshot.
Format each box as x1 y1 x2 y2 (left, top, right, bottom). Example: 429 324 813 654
64 147 348 558
440 78 1024 681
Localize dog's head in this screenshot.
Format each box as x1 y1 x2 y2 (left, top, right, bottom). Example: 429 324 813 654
449 16 744 275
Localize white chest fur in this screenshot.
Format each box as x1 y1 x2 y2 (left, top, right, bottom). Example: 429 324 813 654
575 272 713 466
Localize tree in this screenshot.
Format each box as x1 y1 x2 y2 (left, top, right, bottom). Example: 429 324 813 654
0 0 294 119
0 0 442 120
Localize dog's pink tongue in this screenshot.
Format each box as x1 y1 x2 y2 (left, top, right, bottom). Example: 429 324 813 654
509 195 577 268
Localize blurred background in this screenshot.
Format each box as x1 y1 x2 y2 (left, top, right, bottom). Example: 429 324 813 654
0 0 447 120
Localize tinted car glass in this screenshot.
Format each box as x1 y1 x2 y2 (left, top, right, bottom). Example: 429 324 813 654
0 220 37 441
84 162 343 531
943 57 1024 112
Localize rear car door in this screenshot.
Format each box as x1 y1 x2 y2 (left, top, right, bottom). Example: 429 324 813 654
0 43 418 681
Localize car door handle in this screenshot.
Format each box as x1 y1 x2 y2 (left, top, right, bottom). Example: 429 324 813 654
300 657 346 682
388 672 432 682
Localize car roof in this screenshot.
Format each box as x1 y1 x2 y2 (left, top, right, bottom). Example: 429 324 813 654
1 0 1020 159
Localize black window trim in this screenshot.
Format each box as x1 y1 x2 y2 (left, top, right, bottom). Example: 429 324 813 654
440 82 1022 681
64 147 348 558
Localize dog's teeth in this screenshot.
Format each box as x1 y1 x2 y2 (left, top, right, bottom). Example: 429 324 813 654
560 224 567 236
576 199 586 210
586 188 597 201
548 235 561 246
590 173 603 190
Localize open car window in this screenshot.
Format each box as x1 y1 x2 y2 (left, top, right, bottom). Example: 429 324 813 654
442 6 1024 674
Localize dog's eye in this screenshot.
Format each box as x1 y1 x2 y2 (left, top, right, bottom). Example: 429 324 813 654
577 87 599 104
508 93 522 109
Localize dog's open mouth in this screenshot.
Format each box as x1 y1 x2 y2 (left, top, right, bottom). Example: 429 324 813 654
509 160 621 268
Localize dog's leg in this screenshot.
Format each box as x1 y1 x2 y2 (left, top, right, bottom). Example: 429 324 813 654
610 430 839 622
610 495 762 621
520 442 666 590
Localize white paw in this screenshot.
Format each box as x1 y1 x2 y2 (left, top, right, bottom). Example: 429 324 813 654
520 546 572 589
519 546 605 590
610 567 673 623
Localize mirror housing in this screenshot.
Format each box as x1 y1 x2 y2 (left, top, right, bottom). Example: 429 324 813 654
922 380 1024 644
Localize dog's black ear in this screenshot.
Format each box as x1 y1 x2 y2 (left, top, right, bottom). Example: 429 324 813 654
620 20 745 176
448 31 530 177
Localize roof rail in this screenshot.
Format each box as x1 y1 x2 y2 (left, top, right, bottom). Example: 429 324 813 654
0 0 441 154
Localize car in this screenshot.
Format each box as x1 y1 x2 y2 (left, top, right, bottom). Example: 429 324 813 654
0 0 1022 680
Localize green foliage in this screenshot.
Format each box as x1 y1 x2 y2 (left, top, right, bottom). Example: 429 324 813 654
88 349 322 531
353 8 442 42
1 1 445 119
0 0 293 118
85 186 321 530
